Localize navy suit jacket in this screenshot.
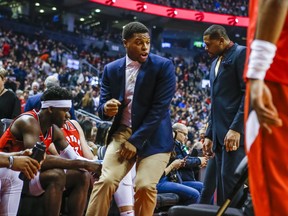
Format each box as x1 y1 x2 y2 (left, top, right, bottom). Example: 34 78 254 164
206 43 246 148
97 53 176 157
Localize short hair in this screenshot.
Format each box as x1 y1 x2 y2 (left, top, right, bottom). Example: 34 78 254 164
44 75 59 89
172 122 187 132
0 68 7 79
41 86 72 101
31 81 40 89
203 25 229 40
122 22 149 40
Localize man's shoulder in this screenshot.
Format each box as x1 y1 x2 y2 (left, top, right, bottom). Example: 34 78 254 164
12 113 39 131
234 43 247 52
27 93 43 100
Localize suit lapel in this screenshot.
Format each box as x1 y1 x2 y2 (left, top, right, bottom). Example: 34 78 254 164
213 44 237 82
134 56 149 95
211 59 217 84
117 58 126 103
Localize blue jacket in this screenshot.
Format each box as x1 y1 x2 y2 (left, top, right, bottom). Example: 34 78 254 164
97 53 176 157
174 140 201 181
206 43 246 148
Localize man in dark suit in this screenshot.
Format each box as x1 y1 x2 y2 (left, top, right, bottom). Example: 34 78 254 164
202 25 246 205
86 22 176 216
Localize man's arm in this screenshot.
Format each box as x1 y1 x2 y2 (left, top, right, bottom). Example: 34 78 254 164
229 47 246 133
0 151 40 179
224 47 247 151
24 98 32 112
14 116 43 149
256 0 287 43
97 66 115 121
247 0 287 132
41 155 101 175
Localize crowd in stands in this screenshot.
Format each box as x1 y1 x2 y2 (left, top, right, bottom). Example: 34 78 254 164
145 0 248 16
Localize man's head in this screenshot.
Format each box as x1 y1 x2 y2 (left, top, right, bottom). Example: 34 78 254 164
203 25 230 58
31 81 40 93
172 122 188 143
122 21 150 63
44 75 60 89
41 86 72 127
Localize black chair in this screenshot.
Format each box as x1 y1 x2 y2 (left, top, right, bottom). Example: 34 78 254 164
95 121 112 146
168 156 249 216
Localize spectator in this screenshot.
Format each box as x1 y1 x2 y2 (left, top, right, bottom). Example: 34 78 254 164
157 123 207 205
81 91 94 114
0 67 21 119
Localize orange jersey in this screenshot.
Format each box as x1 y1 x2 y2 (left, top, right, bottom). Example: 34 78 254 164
0 110 53 152
62 120 83 156
244 0 288 85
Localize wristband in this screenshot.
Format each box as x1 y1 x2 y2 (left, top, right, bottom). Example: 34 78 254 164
8 156 14 169
246 39 277 80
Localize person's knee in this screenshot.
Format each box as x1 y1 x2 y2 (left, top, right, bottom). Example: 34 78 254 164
187 191 200 204
74 170 91 187
40 169 66 190
135 180 155 194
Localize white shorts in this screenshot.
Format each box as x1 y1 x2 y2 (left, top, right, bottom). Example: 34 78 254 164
29 171 45 196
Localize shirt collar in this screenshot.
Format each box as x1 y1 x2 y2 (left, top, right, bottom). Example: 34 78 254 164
126 55 140 67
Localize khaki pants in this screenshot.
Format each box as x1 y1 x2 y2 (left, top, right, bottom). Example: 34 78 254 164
86 125 170 216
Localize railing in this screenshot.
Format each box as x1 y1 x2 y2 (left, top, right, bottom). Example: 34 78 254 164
79 59 100 77
75 109 112 146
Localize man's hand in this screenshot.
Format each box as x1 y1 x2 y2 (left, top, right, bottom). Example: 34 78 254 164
249 79 282 133
198 156 208 168
104 99 121 117
12 156 40 180
119 141 137 160
203 138 213 157
83 160 102 175
224 129 240 152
